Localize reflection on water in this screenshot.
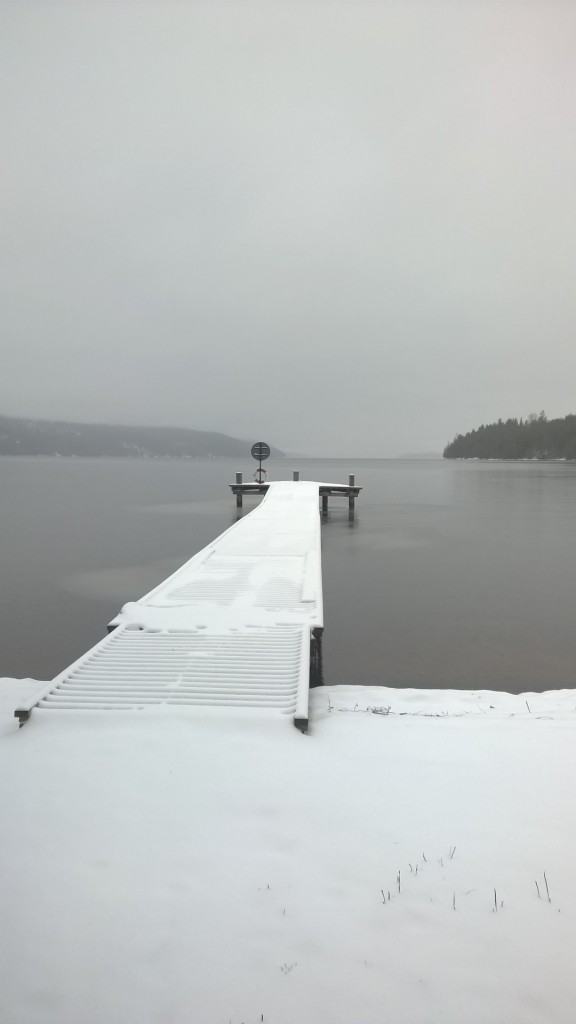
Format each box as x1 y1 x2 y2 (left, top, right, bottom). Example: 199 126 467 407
2 456 576 692
321 508 359 528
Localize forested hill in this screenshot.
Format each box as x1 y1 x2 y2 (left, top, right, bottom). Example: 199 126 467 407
443 413 576 460
0 415 286 459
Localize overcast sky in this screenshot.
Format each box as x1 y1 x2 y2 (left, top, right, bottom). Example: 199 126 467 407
2 1 575 456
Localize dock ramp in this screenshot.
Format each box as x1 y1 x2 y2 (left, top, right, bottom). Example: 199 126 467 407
15 481 326 731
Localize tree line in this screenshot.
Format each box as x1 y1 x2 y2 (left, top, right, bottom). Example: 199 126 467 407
443 412 576 460
0 415 286 459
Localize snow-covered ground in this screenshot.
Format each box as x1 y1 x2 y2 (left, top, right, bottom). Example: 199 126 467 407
1 679 575 1024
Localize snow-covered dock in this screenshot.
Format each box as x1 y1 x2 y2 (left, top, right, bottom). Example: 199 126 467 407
14 480 331 731
231 471 362 513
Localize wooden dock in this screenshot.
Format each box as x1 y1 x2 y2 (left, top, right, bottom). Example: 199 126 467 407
231 471 362 513
14 478 358 732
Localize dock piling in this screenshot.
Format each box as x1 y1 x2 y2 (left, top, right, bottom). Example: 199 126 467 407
236 472 243 508
293 470 300 481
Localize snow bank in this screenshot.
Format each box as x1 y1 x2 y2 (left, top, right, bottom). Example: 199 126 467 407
1 679 575 1023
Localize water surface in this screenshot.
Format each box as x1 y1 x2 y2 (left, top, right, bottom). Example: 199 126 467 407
1 456 575 692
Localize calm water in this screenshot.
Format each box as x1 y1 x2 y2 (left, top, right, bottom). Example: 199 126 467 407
1 456 576 692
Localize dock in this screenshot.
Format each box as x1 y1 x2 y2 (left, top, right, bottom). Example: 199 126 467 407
231 470 361 513
14 477 359 732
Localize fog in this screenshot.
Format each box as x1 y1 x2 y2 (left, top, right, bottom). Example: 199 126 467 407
2 1 576 456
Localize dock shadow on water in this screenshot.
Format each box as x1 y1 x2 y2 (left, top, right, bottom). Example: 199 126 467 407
320 507 359 528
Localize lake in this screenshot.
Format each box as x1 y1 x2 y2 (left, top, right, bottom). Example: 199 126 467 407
1 456 576 692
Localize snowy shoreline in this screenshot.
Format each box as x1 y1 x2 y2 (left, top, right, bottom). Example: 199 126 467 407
2 678 575 1023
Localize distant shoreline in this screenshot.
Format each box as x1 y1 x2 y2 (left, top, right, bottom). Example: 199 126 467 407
0 414 285 460
443 413 576 461
444 456 576 463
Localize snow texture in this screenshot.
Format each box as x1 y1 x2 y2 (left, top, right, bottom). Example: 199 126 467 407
1 678 575 1024
112 480 323 629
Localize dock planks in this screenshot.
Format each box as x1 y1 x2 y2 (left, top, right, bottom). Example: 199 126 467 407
15 481 343 731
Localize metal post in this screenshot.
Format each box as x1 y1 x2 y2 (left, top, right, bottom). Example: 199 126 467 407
236 472 243 508
293 470 300 481
349 474 355 486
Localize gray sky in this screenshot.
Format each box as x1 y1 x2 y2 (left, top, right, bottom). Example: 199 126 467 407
2 1 576 456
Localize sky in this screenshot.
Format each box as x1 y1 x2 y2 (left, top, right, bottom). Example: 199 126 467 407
2 1 576 457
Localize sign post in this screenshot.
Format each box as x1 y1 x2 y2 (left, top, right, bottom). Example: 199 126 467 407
251 441 271 484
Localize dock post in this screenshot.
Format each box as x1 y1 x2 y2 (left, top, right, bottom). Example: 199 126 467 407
293 470 300 481
310 628 324 687
236 472 243 508
348 474 355 513
321 494 328 515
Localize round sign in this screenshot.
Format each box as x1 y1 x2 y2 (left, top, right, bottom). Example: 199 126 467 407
251 441 271 462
